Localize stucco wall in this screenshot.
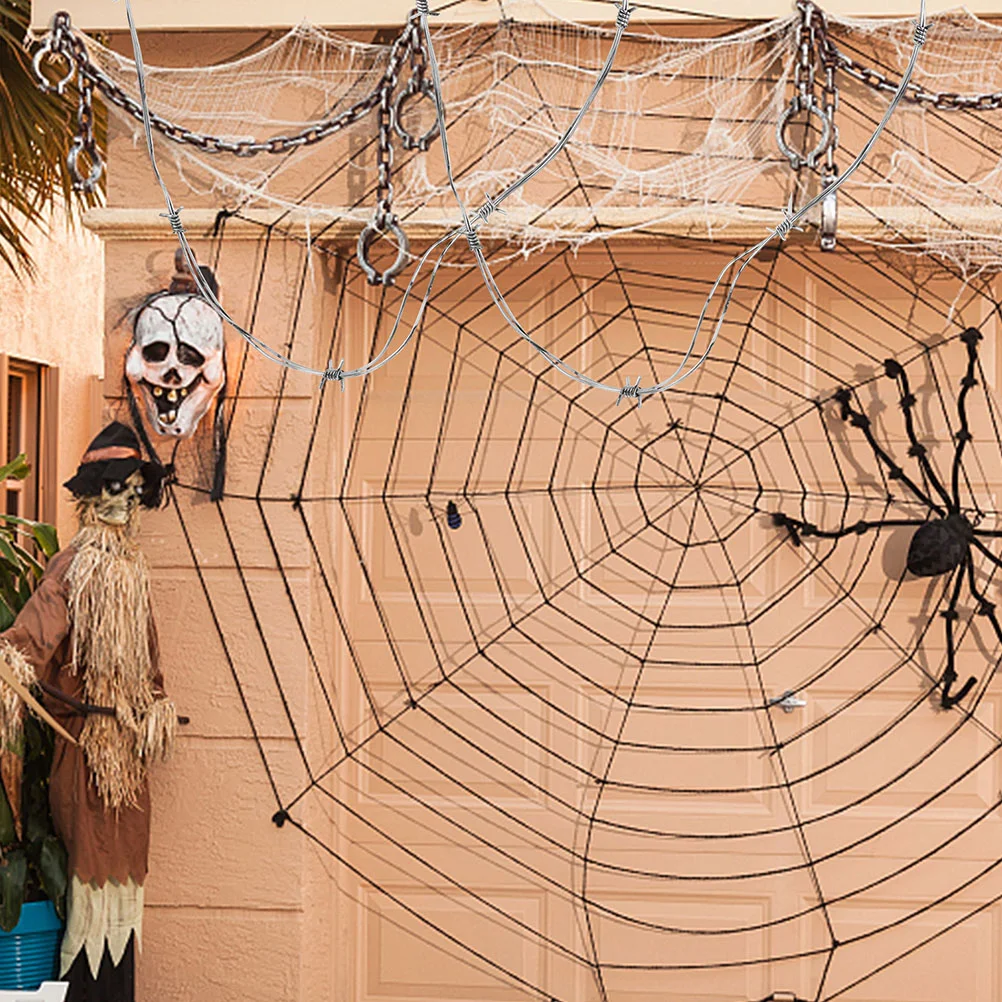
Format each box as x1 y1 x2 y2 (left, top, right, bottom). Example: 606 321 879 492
89 27 341 1001
0 207 104 539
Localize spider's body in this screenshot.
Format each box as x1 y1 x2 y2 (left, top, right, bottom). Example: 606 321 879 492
906 513 973 578
773 328 1002 711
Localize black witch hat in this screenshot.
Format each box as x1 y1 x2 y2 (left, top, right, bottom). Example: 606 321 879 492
63 422 167 509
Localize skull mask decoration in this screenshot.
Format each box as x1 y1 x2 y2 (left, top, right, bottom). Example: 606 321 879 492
126 253 225 439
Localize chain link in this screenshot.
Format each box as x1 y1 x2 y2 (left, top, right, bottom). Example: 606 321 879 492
793 2 816 114
816 8 839 250
835 53 1002 111
394 17 440 151
31 10 424 162
818 28 839 173
796 0 1002 112
373 25 412 230
777 2 831 171
68 54 104 192
777 2 840 249
33 8 436 282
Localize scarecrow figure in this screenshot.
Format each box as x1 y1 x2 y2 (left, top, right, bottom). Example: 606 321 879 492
0 422 177 1001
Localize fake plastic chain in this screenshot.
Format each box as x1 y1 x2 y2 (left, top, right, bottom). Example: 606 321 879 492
34 0 932 399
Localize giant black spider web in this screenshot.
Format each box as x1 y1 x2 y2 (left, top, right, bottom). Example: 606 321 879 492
132 225 1002 1002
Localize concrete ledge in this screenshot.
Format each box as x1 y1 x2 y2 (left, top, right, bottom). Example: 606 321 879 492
82 204 1001 247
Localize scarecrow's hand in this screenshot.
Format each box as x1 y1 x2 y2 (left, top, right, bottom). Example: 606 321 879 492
139 694 178 762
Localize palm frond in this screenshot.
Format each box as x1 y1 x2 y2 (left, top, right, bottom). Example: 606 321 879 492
0 0 105 278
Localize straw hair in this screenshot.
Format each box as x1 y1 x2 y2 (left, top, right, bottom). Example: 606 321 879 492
68 501 174 809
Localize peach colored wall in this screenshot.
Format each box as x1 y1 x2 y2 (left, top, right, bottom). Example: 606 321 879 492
93 25 345 989
100 225 340 1002
0 206 104 539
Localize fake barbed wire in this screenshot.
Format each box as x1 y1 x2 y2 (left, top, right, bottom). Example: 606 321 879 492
120 0 636 391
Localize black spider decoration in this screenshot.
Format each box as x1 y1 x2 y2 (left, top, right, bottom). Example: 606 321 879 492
773 327 1002 711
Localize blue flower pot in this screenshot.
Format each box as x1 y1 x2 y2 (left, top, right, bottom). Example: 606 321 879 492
0 899 64 990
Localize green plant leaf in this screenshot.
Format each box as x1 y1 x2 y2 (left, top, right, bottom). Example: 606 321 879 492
30 522 58 559
0 516 58 560
35 836 67 918
22 771 49 845
9 541 42 579
0 454 28 483
0 600 13 632
0 781 14 846
0 847 27 931
0 534 18 566
22 717 54 848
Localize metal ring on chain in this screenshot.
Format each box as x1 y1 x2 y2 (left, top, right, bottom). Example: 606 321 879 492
776 96 832 169
67 138 104 192
32 41 76 95
357 218 410 286
393 79 441 151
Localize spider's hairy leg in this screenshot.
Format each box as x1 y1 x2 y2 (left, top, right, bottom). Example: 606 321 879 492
771 511 925 547
951 328 983 510
832 387 946 517
882 358 951 509
939 560 977 711
965 555 1002 681
971 537 1002 571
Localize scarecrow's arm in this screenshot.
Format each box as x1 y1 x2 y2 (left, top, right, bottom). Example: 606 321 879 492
0 555 78 748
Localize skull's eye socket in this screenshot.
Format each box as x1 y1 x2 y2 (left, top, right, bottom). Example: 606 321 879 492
106 480 126 495
142 342 171 363
177 343 205 367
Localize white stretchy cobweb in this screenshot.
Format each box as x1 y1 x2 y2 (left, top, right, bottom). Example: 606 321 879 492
69 0 1002 270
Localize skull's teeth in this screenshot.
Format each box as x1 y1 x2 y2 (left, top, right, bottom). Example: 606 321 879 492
180 388 188 398
167 389 178 403
153 387 163 397
167 409 177 423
